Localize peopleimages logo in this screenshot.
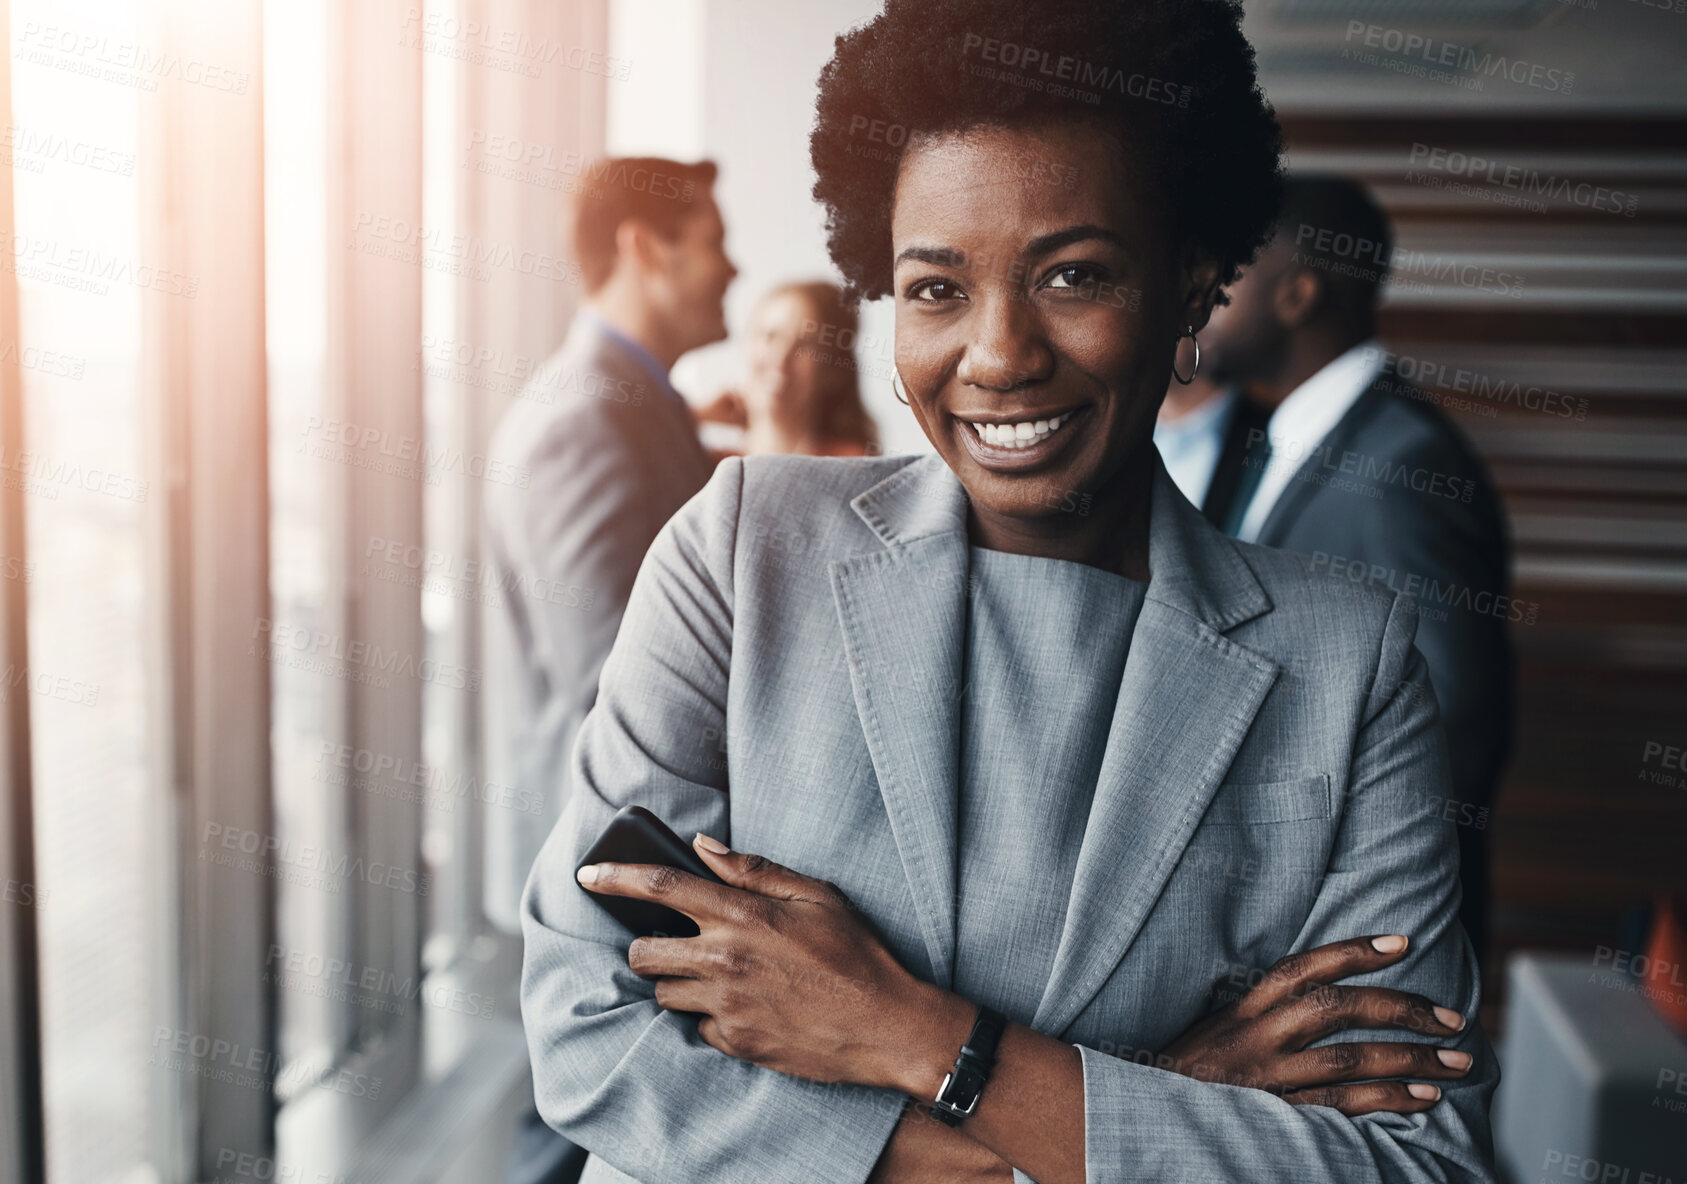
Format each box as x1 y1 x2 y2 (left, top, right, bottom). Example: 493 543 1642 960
0 446 148 503
400 7 632 81
13 21 251 94
1343 21 1575 95
1540 1149 1678 1183
1 230 199 299
417 331 646 406
301 414 531 489
1361 346 1589 422
461 134 696 203
265 943 496 1020
0 123 136 177
151 1025 382 1099
959 33 1192 107
201 821 431 897
1244 428 1477 504
316 739 544 816
1407 144 1639 218
1293 223 1526 299
1308 551 1540 626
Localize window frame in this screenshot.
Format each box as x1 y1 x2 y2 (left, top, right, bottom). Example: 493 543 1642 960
136 0 277 1176
0 2 46 1178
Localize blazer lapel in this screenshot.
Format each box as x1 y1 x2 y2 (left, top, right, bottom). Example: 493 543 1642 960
1255 379 1387 547
829 456 972 989
1031 463 1280 1036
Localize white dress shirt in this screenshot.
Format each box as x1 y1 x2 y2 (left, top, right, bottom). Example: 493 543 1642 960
1234 340 1387 543
1154 386 1237 510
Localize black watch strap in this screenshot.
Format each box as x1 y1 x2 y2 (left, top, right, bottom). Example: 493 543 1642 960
931 1005 1007 1126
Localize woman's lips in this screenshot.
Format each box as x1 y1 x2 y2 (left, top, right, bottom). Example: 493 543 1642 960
953 406 1088 472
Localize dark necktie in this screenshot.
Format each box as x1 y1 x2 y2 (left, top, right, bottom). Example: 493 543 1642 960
1221 432 1273 537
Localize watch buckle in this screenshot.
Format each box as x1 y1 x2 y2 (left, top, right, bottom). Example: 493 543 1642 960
934 1071 979 1118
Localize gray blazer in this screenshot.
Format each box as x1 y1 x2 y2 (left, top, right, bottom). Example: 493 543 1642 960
481 317 711 931
521 451 1498 1183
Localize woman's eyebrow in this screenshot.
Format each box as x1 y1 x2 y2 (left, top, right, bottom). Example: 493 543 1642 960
893 244 967 270
893 227 1126 272
1025 224 1127 256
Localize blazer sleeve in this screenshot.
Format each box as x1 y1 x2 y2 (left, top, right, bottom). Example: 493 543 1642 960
1076 593 1499 1183
518 456 907 1184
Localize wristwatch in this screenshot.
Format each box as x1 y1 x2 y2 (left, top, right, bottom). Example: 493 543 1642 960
930 1005 1007 1126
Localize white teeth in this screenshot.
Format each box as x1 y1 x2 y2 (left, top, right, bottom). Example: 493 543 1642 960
966 411 1074 450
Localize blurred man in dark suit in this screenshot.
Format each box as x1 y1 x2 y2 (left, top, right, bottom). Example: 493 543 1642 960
1202 175 1513 965
482 157 735 1184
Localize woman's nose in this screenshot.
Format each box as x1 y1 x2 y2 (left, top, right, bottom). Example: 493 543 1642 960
955 289 1053 392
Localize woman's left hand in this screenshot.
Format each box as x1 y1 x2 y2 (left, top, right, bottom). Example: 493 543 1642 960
576 834 952 1092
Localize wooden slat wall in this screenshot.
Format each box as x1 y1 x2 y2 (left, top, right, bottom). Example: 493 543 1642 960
1282 115 1687 1000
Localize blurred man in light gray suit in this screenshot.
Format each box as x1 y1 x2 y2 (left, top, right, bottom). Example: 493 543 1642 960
483 156 735 1184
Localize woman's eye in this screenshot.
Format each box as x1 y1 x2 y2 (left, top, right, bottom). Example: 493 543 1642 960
908 278 963 302
1045 264 1103 292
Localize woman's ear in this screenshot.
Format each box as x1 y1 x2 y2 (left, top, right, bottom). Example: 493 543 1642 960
1178 245 1225 334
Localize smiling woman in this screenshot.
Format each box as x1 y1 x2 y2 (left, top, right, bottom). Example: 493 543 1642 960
519 2 1498 1182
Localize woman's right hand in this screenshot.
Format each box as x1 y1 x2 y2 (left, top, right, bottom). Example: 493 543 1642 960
1157 934 1473 1116
692 389 748 428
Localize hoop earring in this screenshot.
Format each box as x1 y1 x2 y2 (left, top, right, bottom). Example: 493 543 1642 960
892 371 910 406
1172 326 1201 386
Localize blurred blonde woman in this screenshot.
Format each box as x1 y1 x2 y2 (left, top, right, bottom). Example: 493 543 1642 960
701 280 879 458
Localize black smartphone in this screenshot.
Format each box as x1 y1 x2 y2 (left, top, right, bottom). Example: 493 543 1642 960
576 805 725 938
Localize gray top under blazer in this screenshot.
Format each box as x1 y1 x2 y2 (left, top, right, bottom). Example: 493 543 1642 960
520 451 1499 1184
955 548 1144 1009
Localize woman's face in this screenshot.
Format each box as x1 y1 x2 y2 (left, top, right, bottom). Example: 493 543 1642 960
891 120 1217 521
743 290 827 423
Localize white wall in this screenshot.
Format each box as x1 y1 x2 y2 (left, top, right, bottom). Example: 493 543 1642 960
607 0 706 157
608 0 928 455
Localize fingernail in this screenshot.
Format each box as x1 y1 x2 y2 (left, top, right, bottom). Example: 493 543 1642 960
694 833 729 854
1433 1006 1466 1031
1436 1049 1471 1070
1371 935 1408 954
576 865 599 885
1407 1083 1441 1101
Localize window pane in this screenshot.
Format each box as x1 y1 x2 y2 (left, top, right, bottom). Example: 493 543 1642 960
419 0 470 976
10 0 154 1178
264 0 345 1097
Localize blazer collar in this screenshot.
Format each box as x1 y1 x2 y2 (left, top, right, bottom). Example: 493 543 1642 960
572 308 685 408
847 452 972 549
832 452 1277 1019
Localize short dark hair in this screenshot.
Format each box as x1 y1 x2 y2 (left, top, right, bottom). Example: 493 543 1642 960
1275 175 1394 320
810 0 1283 302
570 157 719 293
